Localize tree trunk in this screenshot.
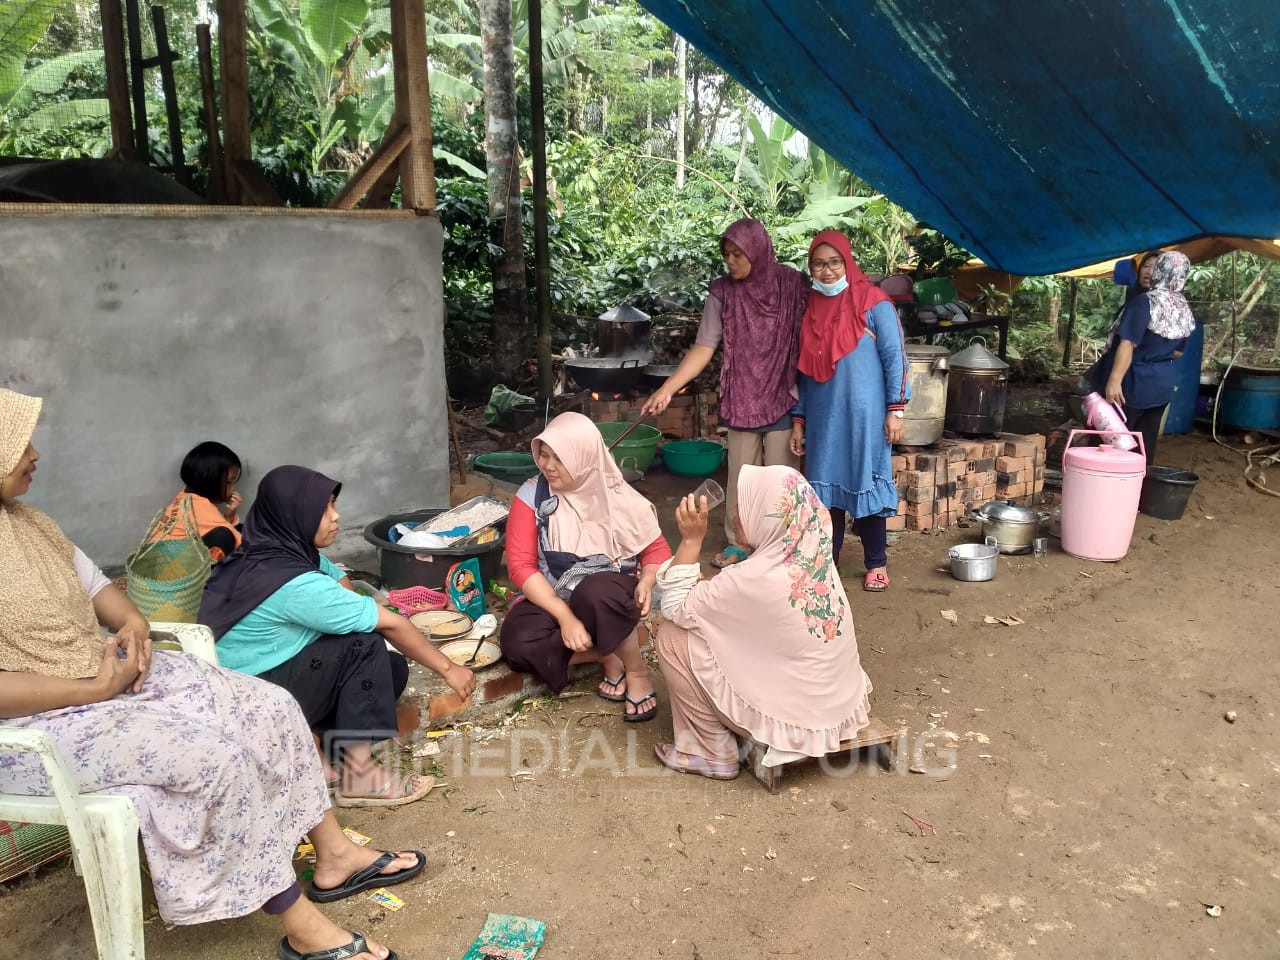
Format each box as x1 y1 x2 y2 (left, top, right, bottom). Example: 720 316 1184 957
482 0 529 382
675 35 687 189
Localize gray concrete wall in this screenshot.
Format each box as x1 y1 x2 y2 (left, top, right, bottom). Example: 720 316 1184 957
1 210 448 567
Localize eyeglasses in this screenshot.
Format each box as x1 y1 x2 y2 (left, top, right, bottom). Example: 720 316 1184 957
811 257 845 273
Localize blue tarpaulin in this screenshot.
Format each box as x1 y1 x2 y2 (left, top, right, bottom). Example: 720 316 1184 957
639 0 1280 276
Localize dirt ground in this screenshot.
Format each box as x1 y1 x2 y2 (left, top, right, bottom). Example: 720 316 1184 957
3 397 1279 960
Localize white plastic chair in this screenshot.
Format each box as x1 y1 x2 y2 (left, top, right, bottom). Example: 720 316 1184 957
0 623 219 960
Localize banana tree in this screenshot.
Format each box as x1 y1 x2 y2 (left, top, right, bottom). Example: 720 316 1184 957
0 0 110 151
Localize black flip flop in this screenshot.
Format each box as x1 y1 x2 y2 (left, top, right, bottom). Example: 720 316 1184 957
278 930 397 960
623 691 658 723
597 672 626 702
307 850 426 904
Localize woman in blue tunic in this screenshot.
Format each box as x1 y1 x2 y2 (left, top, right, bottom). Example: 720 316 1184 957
790 231 909 592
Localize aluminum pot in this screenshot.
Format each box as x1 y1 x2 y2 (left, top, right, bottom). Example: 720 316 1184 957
596 303 652 357
971 500 1050 555
945 338 1010 435
949 537 1000 581
903 344 949 446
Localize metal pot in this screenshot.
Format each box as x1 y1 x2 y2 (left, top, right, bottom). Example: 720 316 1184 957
596 303 652 358
971 500 1050 555
949 537 1000 581
945 337 1009 435
903 344 950 446
564 357 644 393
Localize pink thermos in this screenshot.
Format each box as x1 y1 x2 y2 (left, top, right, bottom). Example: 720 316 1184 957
1061 429 1147 561
1081 392 1138 451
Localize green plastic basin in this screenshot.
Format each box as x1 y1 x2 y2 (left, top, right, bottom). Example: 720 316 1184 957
472 452 539 484
595 422 662 471
660 439 726 477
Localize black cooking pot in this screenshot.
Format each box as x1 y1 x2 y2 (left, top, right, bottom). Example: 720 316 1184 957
564 357 645 392
640 363 679 389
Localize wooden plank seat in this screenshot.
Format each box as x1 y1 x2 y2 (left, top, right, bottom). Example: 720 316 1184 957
737 716 900 793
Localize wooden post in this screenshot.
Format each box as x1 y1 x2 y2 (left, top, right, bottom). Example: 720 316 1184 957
98 0 134 157
195 24 225 202
217 0 252 203
150 6 188 187
329 126 411 209
124 0 149 160
528 0 553 401
1061 278 1078 368
389 0 436 211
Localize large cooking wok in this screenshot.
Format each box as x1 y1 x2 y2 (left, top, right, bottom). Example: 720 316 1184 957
640 363 679 389
564 357 645 392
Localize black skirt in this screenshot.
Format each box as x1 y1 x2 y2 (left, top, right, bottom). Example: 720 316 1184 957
499 572 640 693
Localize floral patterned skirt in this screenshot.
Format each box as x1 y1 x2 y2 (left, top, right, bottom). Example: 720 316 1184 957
0 652 329 924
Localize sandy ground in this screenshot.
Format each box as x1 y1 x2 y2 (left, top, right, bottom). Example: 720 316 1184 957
3 421 1278 960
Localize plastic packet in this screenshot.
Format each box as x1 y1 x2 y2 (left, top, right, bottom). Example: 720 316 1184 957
447 558 488 621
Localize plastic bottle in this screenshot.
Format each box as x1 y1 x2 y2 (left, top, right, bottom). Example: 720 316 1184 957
1081 392 1138 450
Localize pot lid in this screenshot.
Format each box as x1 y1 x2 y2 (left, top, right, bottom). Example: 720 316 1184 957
979 499 1039 522
1063 443 1147 474
597 303 651 323
949 338 1009 371
906 343 950 359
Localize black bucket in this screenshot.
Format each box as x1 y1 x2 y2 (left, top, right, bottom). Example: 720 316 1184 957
1138 466 1200 521
362 509 506 590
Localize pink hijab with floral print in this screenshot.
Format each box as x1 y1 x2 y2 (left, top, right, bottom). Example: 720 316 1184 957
681 465 872 754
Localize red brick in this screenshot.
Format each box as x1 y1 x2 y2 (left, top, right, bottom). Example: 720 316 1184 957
911 453 941 471
970 470 996 487
885 514 906 532
1029 433 1047 451
982 442 1000 459
905 485 935 504
904 499 934 517
905 514 935 531
981 483 997 500
995 456 1020 473
967 457 995 474
1003 438 1038 458
896 499 907 516
396 702 421 736
940 441 968 462
482 670 526 702
898 469 931 488
1003 482 1029 498
428 691 473 721
891 455 908 472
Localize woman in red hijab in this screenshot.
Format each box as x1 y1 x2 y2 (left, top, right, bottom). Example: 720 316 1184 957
790 231 910 591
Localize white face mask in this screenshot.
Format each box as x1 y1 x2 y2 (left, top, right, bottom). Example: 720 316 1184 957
811 276 849 297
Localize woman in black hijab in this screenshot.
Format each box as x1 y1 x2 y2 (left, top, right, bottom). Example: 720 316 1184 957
202 466 476 809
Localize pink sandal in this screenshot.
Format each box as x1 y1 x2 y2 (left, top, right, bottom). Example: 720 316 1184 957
654 743 739 780
863 571 890 592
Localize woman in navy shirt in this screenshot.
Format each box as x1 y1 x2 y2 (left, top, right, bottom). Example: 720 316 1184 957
1086 251 1196 462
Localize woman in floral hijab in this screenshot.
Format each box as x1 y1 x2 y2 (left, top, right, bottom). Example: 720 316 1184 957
651 465 872 779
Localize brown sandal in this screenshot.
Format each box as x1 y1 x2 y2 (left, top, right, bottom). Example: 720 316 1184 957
334 773 435 808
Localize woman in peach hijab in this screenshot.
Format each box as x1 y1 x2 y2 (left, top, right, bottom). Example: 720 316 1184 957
500 413 672 721
653 465 872 779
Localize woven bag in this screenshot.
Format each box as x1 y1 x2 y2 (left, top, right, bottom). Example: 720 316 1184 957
125 496 213 622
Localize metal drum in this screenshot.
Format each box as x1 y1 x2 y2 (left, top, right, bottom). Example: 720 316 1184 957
944 338 1009 436
903 344 949 445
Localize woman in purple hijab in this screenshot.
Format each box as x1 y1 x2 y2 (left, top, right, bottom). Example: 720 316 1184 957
643 219 809 566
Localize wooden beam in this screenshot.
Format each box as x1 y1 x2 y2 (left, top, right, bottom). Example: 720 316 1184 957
329 125 411 210
361 157 402 209
150 5 188 187
216 0 252 202
195 24 225 203
123 0 149 159
389 0 436 212
230 160 284 207
98 0 134 157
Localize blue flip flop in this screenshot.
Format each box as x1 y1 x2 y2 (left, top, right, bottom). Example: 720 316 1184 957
710 545 751 568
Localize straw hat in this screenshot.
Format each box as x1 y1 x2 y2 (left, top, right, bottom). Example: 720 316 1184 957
0 388 42 479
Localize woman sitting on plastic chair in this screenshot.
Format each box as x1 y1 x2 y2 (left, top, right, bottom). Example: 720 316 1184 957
0 388 416 960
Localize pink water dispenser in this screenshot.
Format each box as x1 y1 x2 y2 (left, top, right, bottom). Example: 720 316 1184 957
1060 429 1147 561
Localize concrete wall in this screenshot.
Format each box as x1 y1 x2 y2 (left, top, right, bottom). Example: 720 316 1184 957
1 209 448 567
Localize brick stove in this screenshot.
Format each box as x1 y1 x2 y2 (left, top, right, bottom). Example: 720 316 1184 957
579 389 719 439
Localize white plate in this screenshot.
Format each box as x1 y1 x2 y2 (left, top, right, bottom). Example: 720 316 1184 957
409 610 474 642
438 638 503 670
